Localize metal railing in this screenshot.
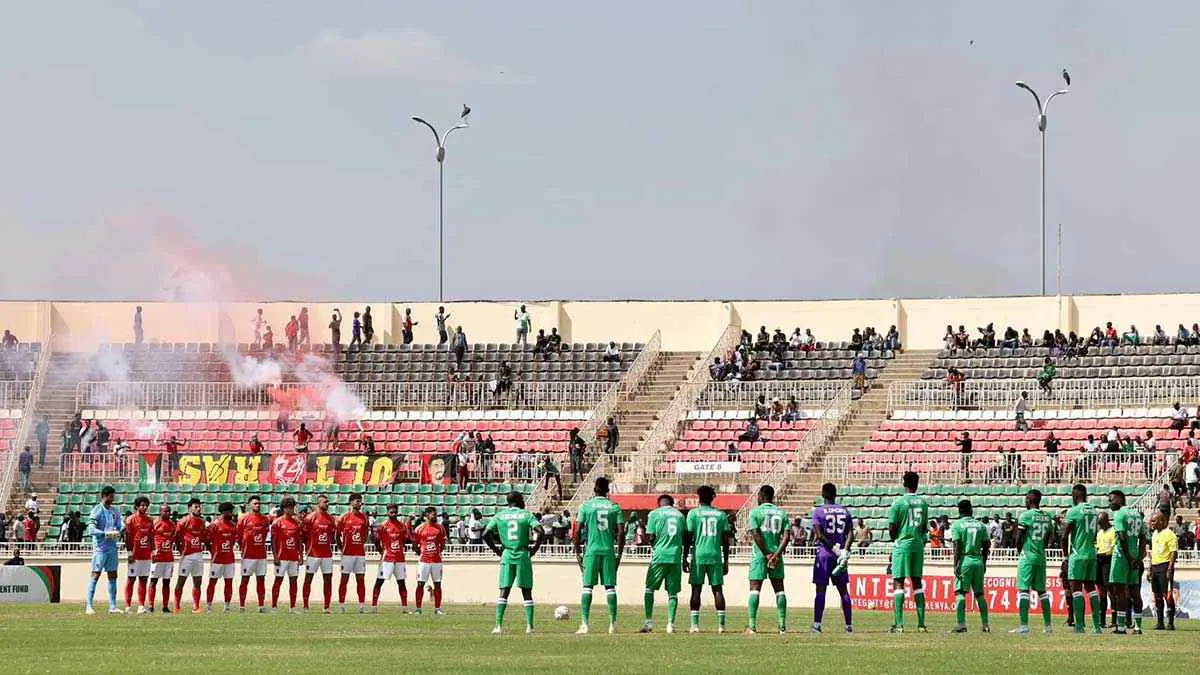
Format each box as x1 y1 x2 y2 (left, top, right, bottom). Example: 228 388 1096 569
821 452 1169 487
888 377 1200 413
733 383 855 534
75 380 607 412
0 381 32 409
1129 457 1177 514
530 331 662 514
0 331 49 508
697 380 847 410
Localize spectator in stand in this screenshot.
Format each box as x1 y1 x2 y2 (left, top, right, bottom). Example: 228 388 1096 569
755 326 771 351
554 511 571 544
946 367 966 409
1001 326 1020 348
789 328 804 349
1019 328 1034 348
294 424 312 452
362 306 374 344
251 308 265 347
284 315 298 350
854 518 872 550
358 432 376 455
800 329 816 352
709 357 725 381
24 494 37 519
1186 456 1199 508
884 325 901 351
456 441 470 490
514 305 531 346
1044 432 1062 482
1176 324 1190 345
350 312 363 351
533 330 551 360
1153 325 1169 346
1103 322 1118 347
943 325 957 351
567 428 586 481
0 511 6 543
546 328 563 355
955 432 973 483
851 352 867 393
603 417 620 454
1014 391 1031 431
1037 357 1056 394
95 421 109 454
12 515 24 543
754 395 770 420
64 511 85 543
34 415 48 467
5 546 24 566
133 306 144 344
22 512 38 543
402 307 417 345
329 309 343 355
451 326 468 368
1122 325 1140 346
738 418 763 446
248 434 264 454
540 455 562 501
434 306 450 345
975 323 996 349
790 518 806 552
18 446 32 492
783 396 801 423
849 328 863 351
1170 402 1189 431
262 325 274 351
112 438 129 456
602 341 622 364
298 307 310 346
726 441 740 462
493 361 514 400
467 509 486 548
769 398 785 421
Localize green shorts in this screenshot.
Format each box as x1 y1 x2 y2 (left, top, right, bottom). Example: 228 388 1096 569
1109 556 1140 586
644 562 682 594
955 558 985 596
689 562 724 587
498 560 533 590
891 548 924 579
1017 557 1046 592
748 557 785 582
1066 554 1097 583
582 554 618 587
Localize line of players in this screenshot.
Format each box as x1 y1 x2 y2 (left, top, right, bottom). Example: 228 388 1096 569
91 487 450 615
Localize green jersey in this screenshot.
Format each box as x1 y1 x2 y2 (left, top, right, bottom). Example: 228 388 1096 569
686 504 729 565
646 506 684 564
748 503 789 561
1065 502 1098 559
1017 508 1051 560
948 516 987 560
1114 507 1145 562
578 496 623 556
887 493 929 552
485 506 539 563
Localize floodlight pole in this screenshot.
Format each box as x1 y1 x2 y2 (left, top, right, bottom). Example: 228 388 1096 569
1015 82 1069 297
412 116 469 303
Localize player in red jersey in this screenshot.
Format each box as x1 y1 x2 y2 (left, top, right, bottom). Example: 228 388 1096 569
205 502 238 612
123 496 155 614
148 505 176 613
336 492 371 613
236 494 271 612
303 494 336 613
271 497 304 612
372 502 411 612
412 506 448 615
174 498 208 614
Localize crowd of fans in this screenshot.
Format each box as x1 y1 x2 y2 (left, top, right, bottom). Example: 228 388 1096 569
708 325 897 385
944 321 1200 356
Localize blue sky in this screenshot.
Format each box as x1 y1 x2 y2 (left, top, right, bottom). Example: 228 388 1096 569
1 1 1198 301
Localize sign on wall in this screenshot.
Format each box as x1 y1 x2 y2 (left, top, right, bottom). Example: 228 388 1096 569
674 462 741 474
175 453 408 487
0 565 61 603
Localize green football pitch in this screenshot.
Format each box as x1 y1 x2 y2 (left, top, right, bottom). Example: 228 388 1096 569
0 604 1191 673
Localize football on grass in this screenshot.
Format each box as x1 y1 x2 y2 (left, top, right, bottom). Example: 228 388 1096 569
554 605 570 621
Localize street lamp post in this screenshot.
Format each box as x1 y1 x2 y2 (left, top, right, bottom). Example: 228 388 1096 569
412 115 469 303
1015 81 1068 297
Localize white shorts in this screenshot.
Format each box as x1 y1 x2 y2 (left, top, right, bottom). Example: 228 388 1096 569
209 563 236 580
129 559 152 577
305 557 333 574
152 562 174 579
178 553 205 578
340 555 366 575
377 562 408 581
275 561 300 577
241 558 268 577
416 562 443 584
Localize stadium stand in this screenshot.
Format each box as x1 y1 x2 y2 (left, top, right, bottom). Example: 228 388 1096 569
925 340 1200 380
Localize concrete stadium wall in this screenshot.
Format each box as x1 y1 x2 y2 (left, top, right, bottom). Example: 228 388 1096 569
5 293 1200 353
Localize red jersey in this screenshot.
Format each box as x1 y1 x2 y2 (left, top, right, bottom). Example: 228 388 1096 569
271 516 304 562
294 428 313 446
236 512 271 559
413 523 447 563
176 515 208 556
337 510 371 557
125 512 155 560
377 518 410 563
152 518 177 563
207 518 239 564
304 511 336 558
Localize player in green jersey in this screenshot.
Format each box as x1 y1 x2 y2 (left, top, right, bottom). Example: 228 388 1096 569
483 491 544 634
887 471 929 633
683 485 731 633
1063 483 1102 634
1013 489 1053 635
746 485 791 635
1110 493 1148 635
573 476 625 634
1127 505 1148 633
948 499 990 633
640 494 685 634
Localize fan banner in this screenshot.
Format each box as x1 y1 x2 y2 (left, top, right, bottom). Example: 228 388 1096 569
173 453 404 486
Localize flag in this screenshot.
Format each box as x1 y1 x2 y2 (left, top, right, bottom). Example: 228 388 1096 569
138 453 160 486
420 453 458 485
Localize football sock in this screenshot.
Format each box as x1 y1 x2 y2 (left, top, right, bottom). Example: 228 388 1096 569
523 600 534 628
780 592 791 631
174 582 184 612
398 584 408 607
644 589 655 622
302 576 313 609
813 588 826 626
1040 593 1052 627
356 576 365 605
747 590 760 630
323 575 332 610
1134 615 1143 630
206 578 217 606
148 583 157 609
606 588 617 624
496 597 508 626
161 580 170 609
272 578 282 608
339 576 349 605
914 589 926 627
1018 593 1030 627
190 580 200 609
838 588 851 627
86 577 97 609
289 578 298 608
371 583 382 607
1125 606 1132 626
1116 606 1126 629
257 577 266 607
433 586 442 609
717 611 727 629
137 578 147 608
240 578 250 608
1072 592 1085 632
223 578 233 605
1167 600 1176 625
893 589 905 626
955 593 966 626
1088 591 1101 630
125 578 135 608
581 588 592 625
107 578 118 610
689 610 700 629
415 585 424 609
667 593 678 625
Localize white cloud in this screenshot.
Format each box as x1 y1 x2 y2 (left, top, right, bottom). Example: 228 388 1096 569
310 29 504 83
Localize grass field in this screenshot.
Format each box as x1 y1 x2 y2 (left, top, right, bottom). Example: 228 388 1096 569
0 604 1191 673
